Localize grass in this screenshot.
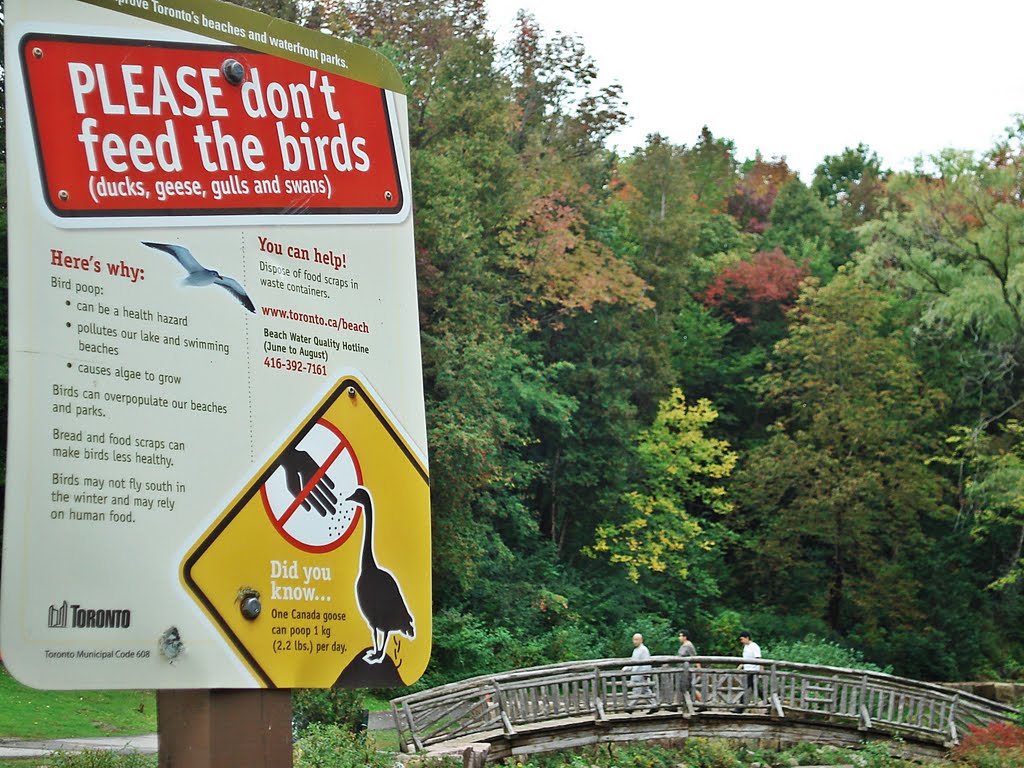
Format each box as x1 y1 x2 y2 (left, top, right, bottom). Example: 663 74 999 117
0 760 158 768
0 666 156 740
364 693 393 711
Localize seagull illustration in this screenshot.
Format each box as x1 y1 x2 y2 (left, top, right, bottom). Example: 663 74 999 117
142 241 256 313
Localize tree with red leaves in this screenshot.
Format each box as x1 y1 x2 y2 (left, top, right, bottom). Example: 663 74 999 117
700 248 809 328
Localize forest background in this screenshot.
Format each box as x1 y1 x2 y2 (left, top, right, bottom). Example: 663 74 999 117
1 0 1023 689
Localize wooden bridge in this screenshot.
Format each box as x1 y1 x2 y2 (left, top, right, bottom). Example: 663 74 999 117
389 656 1018 762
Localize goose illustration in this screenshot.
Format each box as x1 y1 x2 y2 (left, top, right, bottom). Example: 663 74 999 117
142 241 256 313
346 486 414 664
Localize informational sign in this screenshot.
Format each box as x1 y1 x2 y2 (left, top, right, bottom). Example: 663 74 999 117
2 0 430 689
184 376 430 688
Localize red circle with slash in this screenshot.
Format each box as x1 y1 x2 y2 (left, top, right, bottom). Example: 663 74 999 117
261 419 363 553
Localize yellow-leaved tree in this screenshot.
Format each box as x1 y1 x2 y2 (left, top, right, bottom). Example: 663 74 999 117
587 389 736 591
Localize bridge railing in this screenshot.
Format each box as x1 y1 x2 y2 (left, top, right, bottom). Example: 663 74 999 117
389 656 1018 753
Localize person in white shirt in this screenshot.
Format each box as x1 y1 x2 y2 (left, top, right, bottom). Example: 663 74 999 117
737 631 762 709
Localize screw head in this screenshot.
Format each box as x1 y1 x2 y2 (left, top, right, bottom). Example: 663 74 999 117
32 47 43 59
240 595 262 620
384 191 394 201
221 58 245 86
58 190 69 202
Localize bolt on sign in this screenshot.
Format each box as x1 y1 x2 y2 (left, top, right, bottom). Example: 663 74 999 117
1 0 430 689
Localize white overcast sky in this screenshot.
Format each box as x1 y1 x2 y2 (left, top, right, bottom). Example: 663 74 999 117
484 0 1024 180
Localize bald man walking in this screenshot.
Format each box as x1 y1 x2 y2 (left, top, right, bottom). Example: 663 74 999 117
626 632 656 711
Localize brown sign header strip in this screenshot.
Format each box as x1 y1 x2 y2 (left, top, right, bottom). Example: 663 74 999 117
76 0 406 94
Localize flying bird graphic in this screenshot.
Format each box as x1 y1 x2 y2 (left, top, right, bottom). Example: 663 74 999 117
142 241 256 313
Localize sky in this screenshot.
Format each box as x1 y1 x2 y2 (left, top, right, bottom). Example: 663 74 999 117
484 0 1024 180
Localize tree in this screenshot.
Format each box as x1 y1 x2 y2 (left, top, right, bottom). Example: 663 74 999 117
934 419 1024 589
503 11 627 160
587 389 735 599
737 274 948 634
701 249 809 329
224 0 310 24
812 143 888 226
859 144 1024 433
762 178 853 278
727 154 793 234
620 134 699 312
504 191 652 327
686 126 738 211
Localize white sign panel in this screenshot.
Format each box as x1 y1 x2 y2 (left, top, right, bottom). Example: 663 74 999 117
2 0 431 689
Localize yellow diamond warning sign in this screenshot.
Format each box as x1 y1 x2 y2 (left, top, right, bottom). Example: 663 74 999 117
183 376 430 688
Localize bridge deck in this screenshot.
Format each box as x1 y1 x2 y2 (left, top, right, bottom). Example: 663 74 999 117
390 657 1017 761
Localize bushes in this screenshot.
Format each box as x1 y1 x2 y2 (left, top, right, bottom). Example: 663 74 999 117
767 634 891 673
294 723 460 768
498 739 936 767
292 687 367 734
293 723 393 768
48 753 155 768
952 722 1024 768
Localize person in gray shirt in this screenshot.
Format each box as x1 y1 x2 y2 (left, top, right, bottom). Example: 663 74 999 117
677 629 698 703
677 629 696 657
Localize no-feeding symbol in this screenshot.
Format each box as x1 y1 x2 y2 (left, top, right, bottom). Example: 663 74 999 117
262 420 363 553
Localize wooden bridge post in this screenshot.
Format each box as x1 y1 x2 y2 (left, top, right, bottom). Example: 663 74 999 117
593 668 607 722
859 675 872 730
769 662 785 717
491 681 517 737
948 694 960 744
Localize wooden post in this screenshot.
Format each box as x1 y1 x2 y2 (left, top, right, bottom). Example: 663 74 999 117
157 689 292 768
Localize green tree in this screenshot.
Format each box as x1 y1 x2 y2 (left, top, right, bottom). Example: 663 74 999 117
737 274 949 635
859 146 1024 426
761 178 848 279
812 142 888 226
504 10 627 160
620 134 700 313
935 420 1024 589
686 125 739 211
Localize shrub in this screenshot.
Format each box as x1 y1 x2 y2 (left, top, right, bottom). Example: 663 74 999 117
608 614 678 657
855 740 904 768
293 722 392 768
1012 697 1024 728
292 687 367 735
952 746 1024 768
678 737 743 768
745 741 852 766
952 722 1024 767
49 752 155 768
705 609 745 656
768 634 891 673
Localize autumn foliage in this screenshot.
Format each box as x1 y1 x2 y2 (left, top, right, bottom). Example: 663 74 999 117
511 192 653 324
952 722 1024 765
700 248 809 326
726 154 794 233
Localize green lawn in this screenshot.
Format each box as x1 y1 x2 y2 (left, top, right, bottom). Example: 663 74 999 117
0 666 156 740
0 664 401 766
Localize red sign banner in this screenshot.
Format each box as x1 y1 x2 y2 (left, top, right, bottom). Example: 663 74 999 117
20 35 405 218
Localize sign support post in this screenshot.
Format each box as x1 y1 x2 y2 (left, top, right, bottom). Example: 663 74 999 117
157 689 292 768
